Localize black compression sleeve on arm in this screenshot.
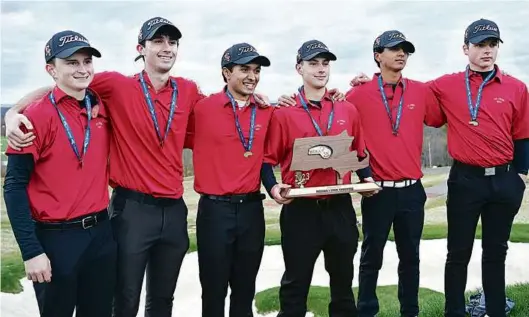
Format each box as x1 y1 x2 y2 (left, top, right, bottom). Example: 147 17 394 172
356 166 373 180
513 139 529 175
3 154 44 261
260 163 278 197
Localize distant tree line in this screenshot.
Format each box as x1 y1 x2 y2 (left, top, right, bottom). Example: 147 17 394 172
182 126 452 177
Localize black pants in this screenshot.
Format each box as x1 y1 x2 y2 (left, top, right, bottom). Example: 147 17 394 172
444 162 525 317
33 212 117 317
357 180 426 317
278 194 359 317
196 193 265 317
110 187 190 317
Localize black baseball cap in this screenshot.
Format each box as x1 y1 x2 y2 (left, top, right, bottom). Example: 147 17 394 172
373 30 415 53
44 30 101 63
138 17 182 44
221 43 271 67
464 18 503 44
296 40 337 63
135 17 182 62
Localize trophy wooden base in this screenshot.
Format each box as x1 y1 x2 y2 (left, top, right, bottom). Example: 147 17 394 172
283 182 381 198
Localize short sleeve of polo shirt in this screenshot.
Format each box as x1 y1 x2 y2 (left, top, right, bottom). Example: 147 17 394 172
5 104 48 162
90 72 124 101
185 104 197 150
346 102 368 159
513 84 529 140
191 81 207 106
184 83 208 150
424 84 446 127
345 87 358 104
426 78 443 102
263 110 286 166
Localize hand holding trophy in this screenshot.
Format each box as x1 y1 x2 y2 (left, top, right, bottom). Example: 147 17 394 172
283 131 381 198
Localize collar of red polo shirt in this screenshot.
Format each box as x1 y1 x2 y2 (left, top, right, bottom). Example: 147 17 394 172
466 64 503 83
49 86 106 118
295 87 335 108
371 73 407 87
221 86 268 108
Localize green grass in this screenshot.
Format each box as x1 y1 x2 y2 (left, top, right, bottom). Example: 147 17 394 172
260 223 529 246
255 284 529 317
1 135 7 152
498 283 529 317
425 195 446 209
421 173 448 188
2 224 529 293
1 135 7 162
1 252 26 294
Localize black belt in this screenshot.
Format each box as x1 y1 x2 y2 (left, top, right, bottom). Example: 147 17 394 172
36 209 108 230
114 187 181 207
202 192 265 203
453 160 513 176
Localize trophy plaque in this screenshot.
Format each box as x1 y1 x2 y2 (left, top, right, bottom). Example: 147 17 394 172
283 131 381 198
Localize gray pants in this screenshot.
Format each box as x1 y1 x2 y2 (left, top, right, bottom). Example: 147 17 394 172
109 187 189 317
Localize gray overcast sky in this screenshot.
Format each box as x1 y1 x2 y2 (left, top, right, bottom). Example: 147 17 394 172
1 0 528 104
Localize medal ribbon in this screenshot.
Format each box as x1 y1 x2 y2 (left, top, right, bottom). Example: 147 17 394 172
225 89 256 153
465 65 495 122
139 72 178 146
49 92 92 165
378 76 405 135
298 86 334 136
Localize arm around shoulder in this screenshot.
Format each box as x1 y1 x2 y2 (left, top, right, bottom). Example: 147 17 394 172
6 86 52 119
5 91 51 151
89 71 126 101
424 83 446 128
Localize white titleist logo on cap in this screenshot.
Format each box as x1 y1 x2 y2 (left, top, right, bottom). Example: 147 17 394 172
237 46 257 55
147 18 173 30
58 35 89 47
473 24 498 33
306 42 328 51
389 32 406 40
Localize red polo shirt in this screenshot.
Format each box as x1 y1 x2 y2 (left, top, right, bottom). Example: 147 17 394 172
429 65 529 167
6 87 110 221
186 89 274 195
346 74 445 181
89 71 205 198
264 90 367 190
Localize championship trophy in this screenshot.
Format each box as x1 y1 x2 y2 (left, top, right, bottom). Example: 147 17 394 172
283 131 381 198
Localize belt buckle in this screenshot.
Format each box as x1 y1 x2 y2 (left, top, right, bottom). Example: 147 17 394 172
484 167 496 176
82 216 96 229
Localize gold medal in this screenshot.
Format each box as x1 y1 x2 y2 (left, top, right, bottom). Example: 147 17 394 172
244 151 253 158
469 120 479 126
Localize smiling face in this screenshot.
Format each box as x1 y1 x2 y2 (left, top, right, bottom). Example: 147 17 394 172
46 49 94 91
137 32 179 74
463 38 499 71
296 57 330 89
223 63 261 99
375 44 409 72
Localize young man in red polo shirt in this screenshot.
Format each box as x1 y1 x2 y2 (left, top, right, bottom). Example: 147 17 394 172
349 19 528 317
429 19 528 317
344 31 444 317
3 30 116 317
262 40 375 317
4 17 204 317
185 43 273 317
